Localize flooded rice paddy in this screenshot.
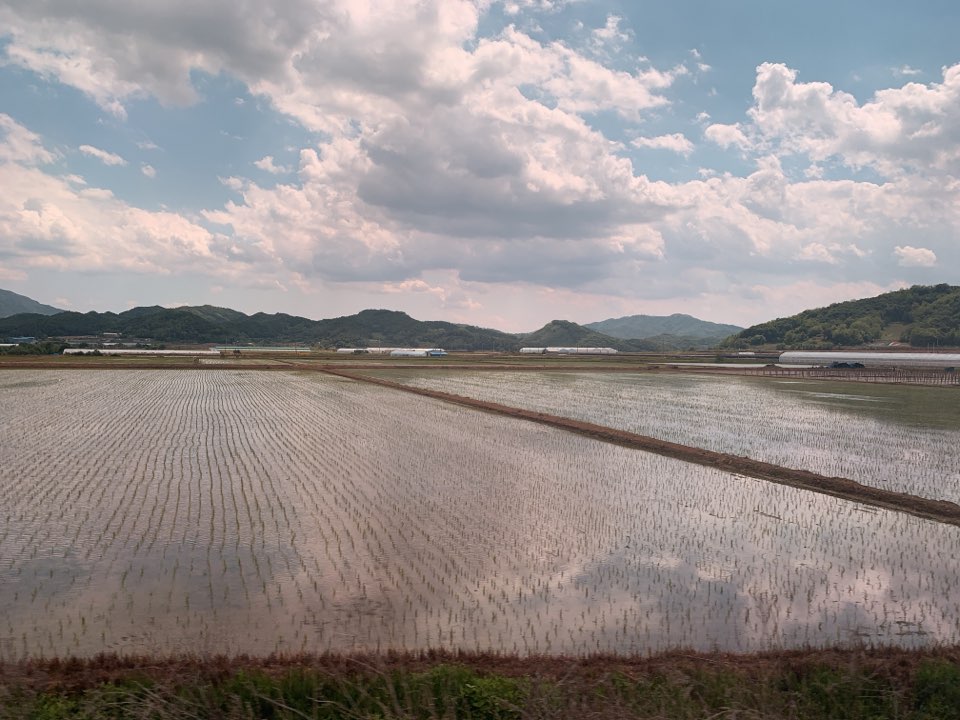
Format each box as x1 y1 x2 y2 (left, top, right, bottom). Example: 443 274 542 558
378 370 960 504
1 369 958 659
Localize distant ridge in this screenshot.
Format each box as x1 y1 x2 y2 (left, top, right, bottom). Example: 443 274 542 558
585 313 742 340
0 289 61 319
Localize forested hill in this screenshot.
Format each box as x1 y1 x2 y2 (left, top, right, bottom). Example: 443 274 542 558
0 289 61 319
725 284 960 349
520 320 633 351
0 305 521 350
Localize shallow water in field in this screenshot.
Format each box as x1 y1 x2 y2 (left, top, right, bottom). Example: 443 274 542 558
374 370 960 503
1 369 958 659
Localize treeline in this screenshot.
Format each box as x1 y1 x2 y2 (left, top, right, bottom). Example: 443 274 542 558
725 284 960 349
0 341 69 355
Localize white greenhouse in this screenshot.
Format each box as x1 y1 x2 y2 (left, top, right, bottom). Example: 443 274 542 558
779 351 960 370
545 347 618 355
520 347 618 355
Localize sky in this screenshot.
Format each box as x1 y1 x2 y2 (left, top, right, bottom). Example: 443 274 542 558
0 1 958 332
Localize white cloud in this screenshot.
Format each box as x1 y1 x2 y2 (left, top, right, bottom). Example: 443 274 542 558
141 163 156 178
631 133 694 156
744 62 960 176
0 5 957 328
253 155 290 174
0 114 57 165
704 123 749 150
894 245 937 267
0 162 226 275
592 15 629 45
79 144 126 166
218 176 247 191
893 65 922 77
0 120 237 279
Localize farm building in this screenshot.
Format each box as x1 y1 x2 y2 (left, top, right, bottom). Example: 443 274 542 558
385 348 447 357
779 351 960 370
212 346 309 353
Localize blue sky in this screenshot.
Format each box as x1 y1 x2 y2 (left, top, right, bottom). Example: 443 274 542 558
0 0 957 330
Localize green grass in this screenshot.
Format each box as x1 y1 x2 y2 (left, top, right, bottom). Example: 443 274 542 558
3 656 959 719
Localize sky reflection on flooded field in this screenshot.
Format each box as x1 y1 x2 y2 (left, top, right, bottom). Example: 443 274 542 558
1 369 958 659
381 370 960 503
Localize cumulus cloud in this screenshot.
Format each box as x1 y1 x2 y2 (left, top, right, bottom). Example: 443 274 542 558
704 123 749 150
0 118 242 279
253 155 290 174
140 163 156 178
592 15 630 47
79 144 126 166
894 245 937 267
631 133 694 156
0 3 957 326
0 163 227 275
744 62 960 176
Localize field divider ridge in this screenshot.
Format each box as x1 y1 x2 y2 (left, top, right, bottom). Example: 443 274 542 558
318 366 960 529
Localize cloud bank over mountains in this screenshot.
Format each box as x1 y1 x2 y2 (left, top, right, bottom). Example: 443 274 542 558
0 0 956 328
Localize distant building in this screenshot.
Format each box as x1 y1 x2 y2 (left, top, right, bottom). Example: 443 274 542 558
779 351 960 370
385 348 447 358
520 347 618 355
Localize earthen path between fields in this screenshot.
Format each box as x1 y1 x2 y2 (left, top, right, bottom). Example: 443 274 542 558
320 367 960 529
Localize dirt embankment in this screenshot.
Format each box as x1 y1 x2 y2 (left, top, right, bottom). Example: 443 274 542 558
323 368 960 529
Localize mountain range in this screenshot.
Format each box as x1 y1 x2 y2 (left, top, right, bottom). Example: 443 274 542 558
5 284 957 350
0 290 736 350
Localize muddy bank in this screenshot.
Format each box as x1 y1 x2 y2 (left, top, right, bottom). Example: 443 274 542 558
324 368 960 529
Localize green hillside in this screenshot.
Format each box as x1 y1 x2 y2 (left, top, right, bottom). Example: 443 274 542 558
0 289 61 319
0 304 520 350
586 313 742 340
725 284 960 349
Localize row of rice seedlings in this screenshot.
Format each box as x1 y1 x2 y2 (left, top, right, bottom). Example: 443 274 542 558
380 370 960 503
1 369 958 661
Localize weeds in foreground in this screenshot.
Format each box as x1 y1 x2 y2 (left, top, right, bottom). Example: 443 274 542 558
2 657 960 719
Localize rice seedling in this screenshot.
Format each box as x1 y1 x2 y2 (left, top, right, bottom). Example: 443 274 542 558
378 370 960 503
0 368 958 661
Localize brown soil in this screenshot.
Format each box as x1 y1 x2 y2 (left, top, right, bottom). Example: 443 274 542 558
323 368 960 529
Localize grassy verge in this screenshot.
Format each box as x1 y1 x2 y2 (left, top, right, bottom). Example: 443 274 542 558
2 649 959 719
